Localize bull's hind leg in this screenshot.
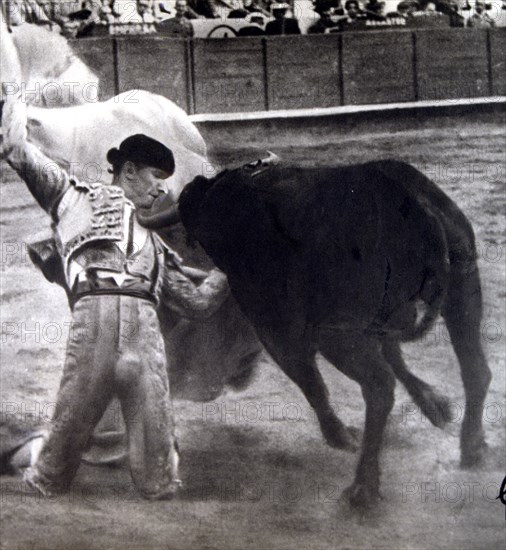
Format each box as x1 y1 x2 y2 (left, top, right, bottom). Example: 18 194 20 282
319 332 395 507
382 340 453 428
442 267 491 468
258 328 358 452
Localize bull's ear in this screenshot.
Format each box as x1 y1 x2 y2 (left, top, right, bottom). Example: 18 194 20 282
178 175 215 226
181 175 215 197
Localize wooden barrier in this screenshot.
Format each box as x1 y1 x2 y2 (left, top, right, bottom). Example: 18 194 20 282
489 29 506 97
115 36 190 111
70 37 117 100
415 29 489 101
342 30 415 105
74 29 504 114
192 38 265 114
265 35 341 110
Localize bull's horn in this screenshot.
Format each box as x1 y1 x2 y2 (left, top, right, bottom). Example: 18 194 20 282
263 151 280 166
137 204 180 229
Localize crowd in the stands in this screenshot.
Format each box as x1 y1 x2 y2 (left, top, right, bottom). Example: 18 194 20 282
307 0 498 32
1 0 501 37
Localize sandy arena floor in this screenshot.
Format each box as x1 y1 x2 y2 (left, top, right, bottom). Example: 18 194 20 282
0 115 505 550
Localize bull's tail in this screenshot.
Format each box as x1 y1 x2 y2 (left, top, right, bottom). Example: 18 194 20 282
372 160 451 342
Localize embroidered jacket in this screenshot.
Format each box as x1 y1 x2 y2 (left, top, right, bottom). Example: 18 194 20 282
6 137 228 317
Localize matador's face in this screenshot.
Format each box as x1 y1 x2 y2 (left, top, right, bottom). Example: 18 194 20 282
121 163 172 210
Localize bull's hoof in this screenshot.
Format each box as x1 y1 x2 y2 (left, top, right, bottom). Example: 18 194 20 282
226 360 259 392
144 479 182 501
321 420 359 452
23 467 65 498
343 482 382 509
419 388 454 428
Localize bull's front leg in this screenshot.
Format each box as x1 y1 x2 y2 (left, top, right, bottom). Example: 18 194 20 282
257 324 359 452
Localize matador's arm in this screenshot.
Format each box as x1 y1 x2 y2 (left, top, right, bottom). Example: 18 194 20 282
162 261 231 320
1 90 71 216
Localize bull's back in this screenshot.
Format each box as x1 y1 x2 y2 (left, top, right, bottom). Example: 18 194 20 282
202 162 450 328
371 160 478 271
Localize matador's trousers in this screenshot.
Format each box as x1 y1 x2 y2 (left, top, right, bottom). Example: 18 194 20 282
29 294 180 500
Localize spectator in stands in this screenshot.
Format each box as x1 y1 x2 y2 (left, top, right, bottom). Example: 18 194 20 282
307 8 343 32
187 0 218 18
135 0 158 32
265 2 301 34
310 0 349 30
107 0 158 34
364 0 387 19
72 5 100 37
394 0 419 17
46 1 98 38
423 1 436 11
229 0 267 18
435 0 465 27
172 0 197 18
156 0 195 33
313 0 343 16
343 0 366 20
467 0 495 27
97 0 117 24
412 0 439 14
409 0 452 26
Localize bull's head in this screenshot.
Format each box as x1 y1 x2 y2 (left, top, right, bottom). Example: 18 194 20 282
138 174 219 247
137 174 217 244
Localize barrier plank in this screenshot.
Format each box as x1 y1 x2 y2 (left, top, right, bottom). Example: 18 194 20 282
342 31 415 105
490 29 506 97
70 37 116 100
73 30 498 115
416 29 489 101
265 35 341 110
116 36 189 111
192 38 265 114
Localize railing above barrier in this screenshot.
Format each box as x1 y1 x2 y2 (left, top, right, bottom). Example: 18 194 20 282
71 28 506 115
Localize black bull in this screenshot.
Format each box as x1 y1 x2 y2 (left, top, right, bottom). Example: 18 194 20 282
143 159 491 508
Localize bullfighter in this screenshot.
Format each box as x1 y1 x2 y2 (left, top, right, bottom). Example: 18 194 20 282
1 90 229 500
